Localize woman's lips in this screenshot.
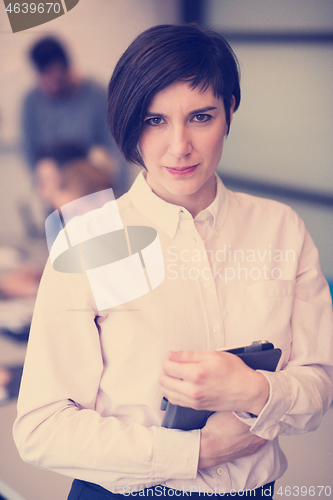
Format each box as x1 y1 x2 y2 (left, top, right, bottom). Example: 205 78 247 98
164 165 198 176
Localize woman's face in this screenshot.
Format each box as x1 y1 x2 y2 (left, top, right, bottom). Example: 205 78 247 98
138 81 233 215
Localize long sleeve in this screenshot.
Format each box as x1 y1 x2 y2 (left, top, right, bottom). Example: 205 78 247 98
238 212 333 440
13 259 200 493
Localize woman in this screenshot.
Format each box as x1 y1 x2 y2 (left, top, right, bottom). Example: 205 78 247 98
13 24 333 500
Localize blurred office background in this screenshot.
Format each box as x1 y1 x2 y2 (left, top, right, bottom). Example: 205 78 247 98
0 1 332 499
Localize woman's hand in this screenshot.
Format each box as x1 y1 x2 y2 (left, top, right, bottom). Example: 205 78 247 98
198 412 267 469
159 350 270 416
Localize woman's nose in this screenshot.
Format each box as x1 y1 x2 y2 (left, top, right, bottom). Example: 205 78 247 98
167 126 192 158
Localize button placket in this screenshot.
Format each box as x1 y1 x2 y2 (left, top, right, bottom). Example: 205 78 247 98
178 218 225 350
211 463 232 489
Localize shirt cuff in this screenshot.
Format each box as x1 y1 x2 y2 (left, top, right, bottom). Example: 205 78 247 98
154 426 200 481
235 370 292 441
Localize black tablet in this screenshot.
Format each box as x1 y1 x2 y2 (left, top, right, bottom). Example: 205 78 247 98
161 341 281 430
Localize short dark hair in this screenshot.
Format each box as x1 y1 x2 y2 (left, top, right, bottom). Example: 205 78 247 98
30 37 69 72
107 24 241 166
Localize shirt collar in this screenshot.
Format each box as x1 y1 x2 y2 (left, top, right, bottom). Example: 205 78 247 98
194 174 229 236
127 170 228 238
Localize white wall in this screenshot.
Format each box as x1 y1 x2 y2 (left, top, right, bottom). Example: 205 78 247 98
208 0 333 31
220 44 333 192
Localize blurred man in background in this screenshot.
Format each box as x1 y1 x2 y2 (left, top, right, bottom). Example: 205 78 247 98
22 37 127 194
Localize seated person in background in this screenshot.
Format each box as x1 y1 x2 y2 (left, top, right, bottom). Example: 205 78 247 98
22 37 127 194
35 142 118 210
0 143 115 403
1 142 114 301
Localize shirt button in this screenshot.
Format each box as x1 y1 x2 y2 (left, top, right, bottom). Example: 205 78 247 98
204 281 211 289
217 467 224 475
213 325 220 333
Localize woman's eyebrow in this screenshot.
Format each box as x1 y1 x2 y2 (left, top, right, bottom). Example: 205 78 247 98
189 106 217 115
145 112 166 118
145 106 218 118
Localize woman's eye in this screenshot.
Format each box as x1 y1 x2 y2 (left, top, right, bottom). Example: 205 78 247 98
193 114 211 123
145 117 164 126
